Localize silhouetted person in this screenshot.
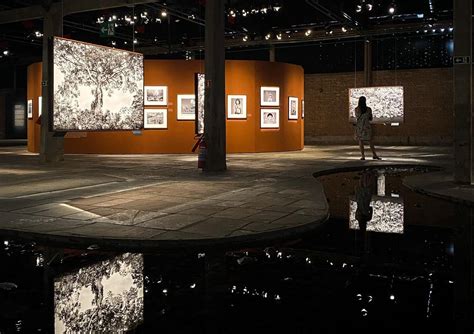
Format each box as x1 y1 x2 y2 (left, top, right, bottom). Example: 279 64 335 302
355 96 381 160
355 170 376 255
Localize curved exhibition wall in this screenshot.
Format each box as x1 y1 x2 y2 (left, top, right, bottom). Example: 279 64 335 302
27 60 304 154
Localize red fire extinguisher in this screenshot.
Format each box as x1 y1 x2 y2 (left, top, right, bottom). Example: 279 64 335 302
192 134 207 169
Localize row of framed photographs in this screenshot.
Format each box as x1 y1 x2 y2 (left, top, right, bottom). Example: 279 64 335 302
144 107 303 130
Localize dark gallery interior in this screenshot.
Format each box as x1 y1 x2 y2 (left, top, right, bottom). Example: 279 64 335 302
0 0 472 333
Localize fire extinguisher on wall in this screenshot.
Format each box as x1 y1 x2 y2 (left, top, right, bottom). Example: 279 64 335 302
192 134 207 169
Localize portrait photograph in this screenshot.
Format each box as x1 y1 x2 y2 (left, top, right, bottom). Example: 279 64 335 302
27 99 33 119
227 95 247 119
260 108 280 129
288 96 299 120
144 109 167 129
177 94 196 120
260 86 280 106
144 86 168 106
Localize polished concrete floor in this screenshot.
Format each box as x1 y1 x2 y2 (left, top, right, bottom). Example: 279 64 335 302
0 145 459 249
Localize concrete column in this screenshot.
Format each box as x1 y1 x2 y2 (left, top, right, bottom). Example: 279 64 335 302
40 7 64 163
453 0 473 184
269 45 276 62
204 0 226 172
363 39 373 86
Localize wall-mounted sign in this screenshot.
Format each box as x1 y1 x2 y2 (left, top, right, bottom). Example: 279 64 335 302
453 56 471 65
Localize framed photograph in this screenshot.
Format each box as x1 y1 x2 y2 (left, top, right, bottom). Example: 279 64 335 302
302 100 305 119
53 37 143 131
288 96 298 120
260 86 280 106
38 96 42 117
144 109 167 129
349 86 404 124
177 94 196 120
27 99 33 119
260 108 279 129
227 95 247 119
195 73 205 134
144 86 168 106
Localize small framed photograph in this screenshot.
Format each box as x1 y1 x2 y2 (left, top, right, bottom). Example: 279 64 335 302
27 100 33 119
302 100 305 119
288 96 299 120
260 86 280 106
227 95 247 119
260 109 279 129
177 94 195 120
144 109 167 129
38 96 42 116
144 86 168 106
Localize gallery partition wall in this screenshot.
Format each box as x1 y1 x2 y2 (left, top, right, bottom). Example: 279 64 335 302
27 59 304 154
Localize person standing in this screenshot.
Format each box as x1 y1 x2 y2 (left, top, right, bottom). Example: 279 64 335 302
355 96 381 160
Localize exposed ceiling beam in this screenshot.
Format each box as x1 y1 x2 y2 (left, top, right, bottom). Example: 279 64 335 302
0 0 159 25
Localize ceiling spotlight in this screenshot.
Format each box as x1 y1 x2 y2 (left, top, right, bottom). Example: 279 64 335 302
356 4 362 13
388 6 395 14
3 50 9 56
242 35 248 42
161 10 167 17
449 27 453 32
326 29 333 35
34 31 43 38
273 6 281 12
265 33 271 40
242 10 247 17
366 3 373 11
305 29 312 36
341 26 347 33
276 33 282 40
440 28 445 32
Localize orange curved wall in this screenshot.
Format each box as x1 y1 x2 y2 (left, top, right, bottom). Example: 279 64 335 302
27 60 304 154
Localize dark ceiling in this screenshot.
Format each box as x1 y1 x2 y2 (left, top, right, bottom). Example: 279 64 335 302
0 0 456 69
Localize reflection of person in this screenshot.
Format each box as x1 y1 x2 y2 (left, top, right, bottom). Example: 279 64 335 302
355 170 376 255
265 112 275 124
355 96 381 160
233 99 242 114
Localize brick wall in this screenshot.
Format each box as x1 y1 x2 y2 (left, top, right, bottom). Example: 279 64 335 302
304 68 455 145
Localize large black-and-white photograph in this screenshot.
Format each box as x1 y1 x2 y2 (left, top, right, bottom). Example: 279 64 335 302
144 109 167 129
227 95 247 119
53 37 144 131
260 108 280 129
177 94 195 120
27 99 33 119
195 73 205 134
260 86 280 106
349 197 404 234
349 86 404 124
288 96 298 120
144 86 168 106
54 253 144 333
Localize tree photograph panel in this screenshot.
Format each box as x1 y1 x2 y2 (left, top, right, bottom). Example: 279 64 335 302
53 37 144 131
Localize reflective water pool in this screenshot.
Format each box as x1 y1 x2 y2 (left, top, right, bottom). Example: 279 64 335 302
0 167 470 333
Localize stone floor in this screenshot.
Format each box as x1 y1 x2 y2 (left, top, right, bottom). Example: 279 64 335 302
0 145 456 249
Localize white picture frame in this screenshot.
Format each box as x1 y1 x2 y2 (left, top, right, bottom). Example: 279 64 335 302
227 95 247 119
144 109 167 129
260 108 280 129
288 96 298 120
38 96 42 117
27 99 33 119
260 86 280 106
144 86 168 106
177 94 196 120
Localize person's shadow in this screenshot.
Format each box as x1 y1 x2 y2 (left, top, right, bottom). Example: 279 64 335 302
354 170 377 257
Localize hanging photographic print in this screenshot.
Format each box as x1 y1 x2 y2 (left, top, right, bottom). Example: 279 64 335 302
260 108 280 129
144 109 167 129
349 86 404 124
52 37 144 131
195 73 205 134
144 86 168 106
177 94 196 120
38 96 42 117
349 197 404 234
260 86 280 106
301 100 305 119
54 253 144 333
27 99 33 119
227 95 247 119
288 96 299 120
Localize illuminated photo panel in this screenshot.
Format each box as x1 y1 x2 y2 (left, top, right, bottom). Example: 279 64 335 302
349 86 404 124
195 73 205 134
54 253 144 333
53 37 144 131
177 94 196 120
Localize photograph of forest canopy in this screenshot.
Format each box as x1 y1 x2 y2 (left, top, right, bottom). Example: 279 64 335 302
349 86 404 124
195 73 205 134
53 37 144 131
54 253 144 333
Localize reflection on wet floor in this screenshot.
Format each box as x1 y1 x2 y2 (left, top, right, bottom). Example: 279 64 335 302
0 167 468 333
